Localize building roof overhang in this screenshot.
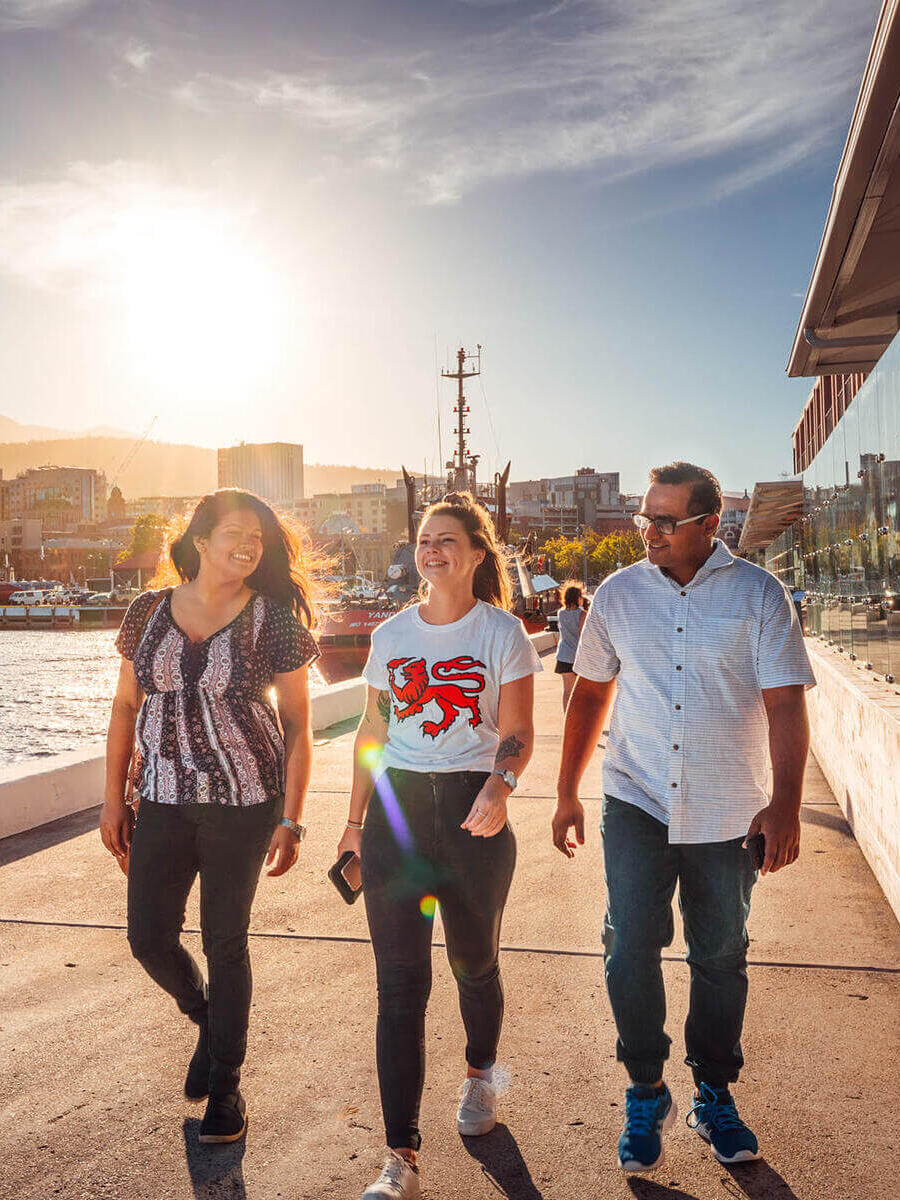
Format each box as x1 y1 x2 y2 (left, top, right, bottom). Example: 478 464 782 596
738 481 803 553
788 0 900 378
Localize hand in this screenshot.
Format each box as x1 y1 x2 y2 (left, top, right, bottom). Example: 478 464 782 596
461 780 509 838
552 793 585 858
337 823 362 861
743 801 801 874
99 799 134 861
265 823 301 877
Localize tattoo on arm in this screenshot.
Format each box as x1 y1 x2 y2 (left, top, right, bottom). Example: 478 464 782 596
376 691 391 723
495 734 524 765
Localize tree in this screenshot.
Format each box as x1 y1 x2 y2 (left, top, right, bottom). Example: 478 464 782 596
590 531 644 580
118 514 167 562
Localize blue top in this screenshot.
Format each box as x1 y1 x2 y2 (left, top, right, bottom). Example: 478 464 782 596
556 606 584 663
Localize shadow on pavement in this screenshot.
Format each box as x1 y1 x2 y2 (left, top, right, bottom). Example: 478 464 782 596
182 1117 247 1199
0 805 100 867
461 1122 545 1199
627 1179 702 1200
724 1159 803 1199
799 806 852 835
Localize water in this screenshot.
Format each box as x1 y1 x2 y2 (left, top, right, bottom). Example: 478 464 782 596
0 629 325 771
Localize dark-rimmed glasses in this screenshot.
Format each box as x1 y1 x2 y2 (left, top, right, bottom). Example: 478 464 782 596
633 512 712 536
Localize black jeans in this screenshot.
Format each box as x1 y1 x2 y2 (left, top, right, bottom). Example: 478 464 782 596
601 795 757 1089
361 769 517 1151
127 799 278 1095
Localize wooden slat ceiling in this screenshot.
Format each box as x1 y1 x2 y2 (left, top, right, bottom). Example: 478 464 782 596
738 481 803 552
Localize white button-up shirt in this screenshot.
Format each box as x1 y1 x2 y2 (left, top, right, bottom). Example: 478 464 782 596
573 539 815 844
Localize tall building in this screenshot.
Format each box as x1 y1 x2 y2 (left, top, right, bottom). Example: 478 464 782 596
0 465 107 528
217 443 304 505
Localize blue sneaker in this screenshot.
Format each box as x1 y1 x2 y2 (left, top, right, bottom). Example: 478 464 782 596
686 1083 760 1163
617 1084 677 1172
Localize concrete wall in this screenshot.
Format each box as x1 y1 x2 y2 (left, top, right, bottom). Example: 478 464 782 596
806 640 900 923
0 634 555 843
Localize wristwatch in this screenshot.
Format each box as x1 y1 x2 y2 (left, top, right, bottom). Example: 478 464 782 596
492 769 518 792
280 817 307 840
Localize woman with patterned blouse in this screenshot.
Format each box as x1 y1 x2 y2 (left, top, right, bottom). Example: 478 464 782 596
99 489 318 1146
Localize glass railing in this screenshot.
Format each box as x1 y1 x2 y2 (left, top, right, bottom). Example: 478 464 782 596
766 331 900 681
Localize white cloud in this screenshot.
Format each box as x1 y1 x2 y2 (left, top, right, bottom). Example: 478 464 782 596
171 0 877 204
0 161 231 291
122 40 152 71
0 0 92 31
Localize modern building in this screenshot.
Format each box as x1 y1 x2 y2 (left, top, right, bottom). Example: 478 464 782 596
217 442 304 505
0 518 42 577
0 466 107 529
718 491 751 551
509 469 625 535
740 0 900 920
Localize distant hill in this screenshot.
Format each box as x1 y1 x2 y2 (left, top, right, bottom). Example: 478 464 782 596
0 433 399 500
0 413 136 442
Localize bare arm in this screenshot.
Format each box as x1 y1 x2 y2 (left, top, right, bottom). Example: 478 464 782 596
462 673 535 838
337 686 391 859
553 674 617 856
747 684 810 874
99 657 142 860
265 665 314 877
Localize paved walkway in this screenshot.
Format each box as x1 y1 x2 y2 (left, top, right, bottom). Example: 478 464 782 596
1 657 899 1200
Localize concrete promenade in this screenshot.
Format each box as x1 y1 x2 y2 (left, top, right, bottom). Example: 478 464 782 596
1 658 899 1200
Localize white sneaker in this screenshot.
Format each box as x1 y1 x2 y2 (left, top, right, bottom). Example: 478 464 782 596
362 1149 422 1200
456 1077 497 1136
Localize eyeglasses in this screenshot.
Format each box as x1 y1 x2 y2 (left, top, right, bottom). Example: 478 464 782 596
632 512 713 536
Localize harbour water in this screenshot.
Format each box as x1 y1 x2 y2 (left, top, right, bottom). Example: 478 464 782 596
0 630 325 771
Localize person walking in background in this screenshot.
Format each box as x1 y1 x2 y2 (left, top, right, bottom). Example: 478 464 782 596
555 582 587 710
99 489 318 1146
338 492 542 1200
552 462 815 1174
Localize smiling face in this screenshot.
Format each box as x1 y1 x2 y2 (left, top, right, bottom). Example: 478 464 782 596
415 513 485 594
194 507 264 582
638 482 719 574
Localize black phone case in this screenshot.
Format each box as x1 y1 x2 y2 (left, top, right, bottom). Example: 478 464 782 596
745 832 765 871
328 849 362 904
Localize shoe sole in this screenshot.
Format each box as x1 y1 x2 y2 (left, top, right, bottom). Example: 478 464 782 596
457 1115 497 1136
198 1114 248 1144
618 1099 678 1173
692 1126 760 1164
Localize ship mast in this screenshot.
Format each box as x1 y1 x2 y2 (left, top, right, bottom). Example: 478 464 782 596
442 345 481 493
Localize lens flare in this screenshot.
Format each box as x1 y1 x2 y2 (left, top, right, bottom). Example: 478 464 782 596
373 771 415 853
419 895 437 919
358 738 382 772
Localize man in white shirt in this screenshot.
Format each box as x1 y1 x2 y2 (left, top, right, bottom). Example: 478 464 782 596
553 462 814 1173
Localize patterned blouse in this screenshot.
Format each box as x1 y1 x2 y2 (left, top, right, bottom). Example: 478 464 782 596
116 588 319 807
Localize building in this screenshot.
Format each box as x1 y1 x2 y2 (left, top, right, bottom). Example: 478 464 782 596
509 469 626 536
740 1 900 921
0 466 107 529
0 518 42 578
718 491 751 551
217 443 304 505
310 490 388 535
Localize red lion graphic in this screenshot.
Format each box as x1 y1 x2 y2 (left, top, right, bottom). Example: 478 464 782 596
387 655 486 739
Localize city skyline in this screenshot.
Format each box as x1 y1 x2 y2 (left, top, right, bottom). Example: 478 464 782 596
0 0 883 494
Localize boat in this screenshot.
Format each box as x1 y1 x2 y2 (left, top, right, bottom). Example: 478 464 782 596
315 346 557 683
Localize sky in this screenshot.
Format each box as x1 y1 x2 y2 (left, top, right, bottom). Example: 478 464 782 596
0 0 885 494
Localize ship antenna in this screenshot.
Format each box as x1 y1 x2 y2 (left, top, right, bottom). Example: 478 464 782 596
441 345 482 494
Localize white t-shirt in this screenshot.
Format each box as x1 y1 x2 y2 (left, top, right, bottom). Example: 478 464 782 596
363 600 544 772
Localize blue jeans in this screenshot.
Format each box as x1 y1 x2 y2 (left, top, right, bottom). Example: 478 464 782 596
601 795 756 1089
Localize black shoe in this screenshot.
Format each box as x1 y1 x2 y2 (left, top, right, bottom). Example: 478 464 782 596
198 1091 247 1144
184 1019 210 1102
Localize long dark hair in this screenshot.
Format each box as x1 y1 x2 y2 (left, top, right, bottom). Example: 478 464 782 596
170 489 316 627
418 491 512 610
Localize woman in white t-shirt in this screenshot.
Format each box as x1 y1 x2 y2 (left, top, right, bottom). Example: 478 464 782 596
338 491 543 1200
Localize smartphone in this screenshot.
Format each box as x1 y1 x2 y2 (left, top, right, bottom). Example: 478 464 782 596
745 832 765 871
328 849 363 904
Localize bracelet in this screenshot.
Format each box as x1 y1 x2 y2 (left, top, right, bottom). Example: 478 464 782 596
346 819 363 830
279 817 306 840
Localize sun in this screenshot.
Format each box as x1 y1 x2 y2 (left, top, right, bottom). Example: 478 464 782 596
112 202 289 416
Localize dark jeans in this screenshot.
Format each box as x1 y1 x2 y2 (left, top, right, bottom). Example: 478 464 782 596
127 798 278 1095
361 768 517 1151
601 795 756 1089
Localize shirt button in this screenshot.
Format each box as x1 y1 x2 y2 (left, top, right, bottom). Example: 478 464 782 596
673 744 679 750
680 590 687 596
676 665 682 671
677 627 683 633
671 782 678 788
675 703 681 710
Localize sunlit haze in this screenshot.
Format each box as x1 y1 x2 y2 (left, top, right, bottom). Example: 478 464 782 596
0 0 883 490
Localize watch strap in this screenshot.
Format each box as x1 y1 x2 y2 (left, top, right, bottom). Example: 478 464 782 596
280 817 306 840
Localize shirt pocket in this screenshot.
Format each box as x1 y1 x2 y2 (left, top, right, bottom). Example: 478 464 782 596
688 617 757 687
